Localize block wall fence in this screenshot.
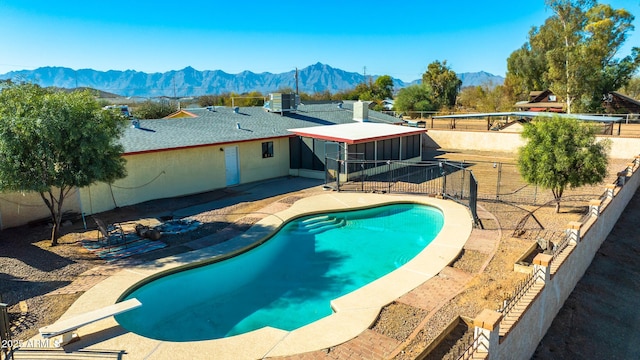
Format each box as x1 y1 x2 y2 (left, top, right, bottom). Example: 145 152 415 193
467 155 640 360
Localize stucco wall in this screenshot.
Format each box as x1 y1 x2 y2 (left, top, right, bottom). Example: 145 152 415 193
0 137 291 229
79 138 291 215
0 189 81 229
425 130 524 153
493 162 640 359
425 129 640 159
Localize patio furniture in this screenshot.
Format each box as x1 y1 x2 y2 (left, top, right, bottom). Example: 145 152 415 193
93 217 126 248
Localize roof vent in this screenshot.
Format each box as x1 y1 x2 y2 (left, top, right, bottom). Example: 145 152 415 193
337 102 343 109
206 106 215 112
233 106 239 114
131 119 140 129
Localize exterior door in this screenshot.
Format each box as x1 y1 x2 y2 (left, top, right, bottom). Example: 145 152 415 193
224 146 240 186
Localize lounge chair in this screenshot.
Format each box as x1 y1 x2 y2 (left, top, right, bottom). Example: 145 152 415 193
92 217 126 248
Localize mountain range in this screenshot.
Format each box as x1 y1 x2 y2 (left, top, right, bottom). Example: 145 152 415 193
0 63 505 98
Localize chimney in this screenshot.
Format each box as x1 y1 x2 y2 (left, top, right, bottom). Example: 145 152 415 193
353 101 370 122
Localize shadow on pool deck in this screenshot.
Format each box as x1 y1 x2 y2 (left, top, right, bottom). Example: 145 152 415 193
112 176 325 264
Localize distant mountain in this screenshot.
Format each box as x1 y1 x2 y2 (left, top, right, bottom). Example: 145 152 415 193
0 63 504 98
458 71 505 88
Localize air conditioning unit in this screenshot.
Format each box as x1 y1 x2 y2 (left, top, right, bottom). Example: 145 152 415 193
265 93 299 114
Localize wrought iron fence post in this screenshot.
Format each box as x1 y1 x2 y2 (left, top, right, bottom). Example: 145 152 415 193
324 156 329 187
495 162 502 201
387 160 392 193
336 160 341 191
460 162 466 199
361 163 364 192
439 162 446 196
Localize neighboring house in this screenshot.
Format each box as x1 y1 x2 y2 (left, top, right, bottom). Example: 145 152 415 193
515 90 564 113
602 91 640 114
0 99 416 228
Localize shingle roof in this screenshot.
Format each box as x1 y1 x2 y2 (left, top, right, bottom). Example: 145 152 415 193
121 102 401 154
611 91 640 106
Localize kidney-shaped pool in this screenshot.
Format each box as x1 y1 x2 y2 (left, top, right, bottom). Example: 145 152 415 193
115 203 444 341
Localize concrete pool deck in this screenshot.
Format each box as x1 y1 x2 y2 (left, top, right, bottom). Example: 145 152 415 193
27 193 473 360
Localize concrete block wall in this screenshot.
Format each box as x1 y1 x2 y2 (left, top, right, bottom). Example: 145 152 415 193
425 129 640 159
470 154 640 359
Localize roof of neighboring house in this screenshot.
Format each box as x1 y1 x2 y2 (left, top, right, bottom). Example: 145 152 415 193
610 91 640 107
287 122 424 144
529 89 556 102
518 102 564 109
121 102 401 154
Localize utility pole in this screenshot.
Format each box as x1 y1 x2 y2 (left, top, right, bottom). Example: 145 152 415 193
295 67 299 95
173 77 177 100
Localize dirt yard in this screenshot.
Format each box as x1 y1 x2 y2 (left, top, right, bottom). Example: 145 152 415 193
0 151 633 359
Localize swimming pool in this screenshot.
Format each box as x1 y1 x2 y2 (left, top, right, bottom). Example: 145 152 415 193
115 203 444 341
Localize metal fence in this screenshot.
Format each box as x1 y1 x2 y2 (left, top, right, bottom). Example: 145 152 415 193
455 331 489 360
325 157 481 226
498 267 545 319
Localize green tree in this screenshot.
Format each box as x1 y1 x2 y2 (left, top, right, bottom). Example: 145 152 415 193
373 75 394 100
303 90 332 101
394 84 436 115
506 0 639 113
457 83 513 112
620 76 640 99
0 84 127 245
505 31 552 102
132 99 178 119
332 75 394 103
518 115 610 213
422 60 462 109
198 94 225 107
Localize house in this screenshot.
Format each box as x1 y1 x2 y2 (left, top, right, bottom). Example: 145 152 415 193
515 90 564 112
75 100 419 218
2 99 420 228
602 91 640 114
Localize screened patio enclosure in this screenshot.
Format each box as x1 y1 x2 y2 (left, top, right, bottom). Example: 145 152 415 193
288 122 425 181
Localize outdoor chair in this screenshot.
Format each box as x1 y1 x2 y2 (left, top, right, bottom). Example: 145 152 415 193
92 217 126 248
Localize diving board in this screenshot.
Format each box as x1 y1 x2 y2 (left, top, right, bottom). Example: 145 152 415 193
39 298 141 346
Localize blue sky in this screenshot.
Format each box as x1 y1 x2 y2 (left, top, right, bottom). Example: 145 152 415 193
1 0 639 82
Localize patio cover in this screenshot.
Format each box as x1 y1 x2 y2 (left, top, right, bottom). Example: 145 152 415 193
287 122 425 145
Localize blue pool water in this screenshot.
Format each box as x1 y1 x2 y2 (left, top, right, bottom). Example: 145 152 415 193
115 203 444 341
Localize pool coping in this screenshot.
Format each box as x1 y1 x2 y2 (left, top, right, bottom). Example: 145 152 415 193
31 193 473 360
